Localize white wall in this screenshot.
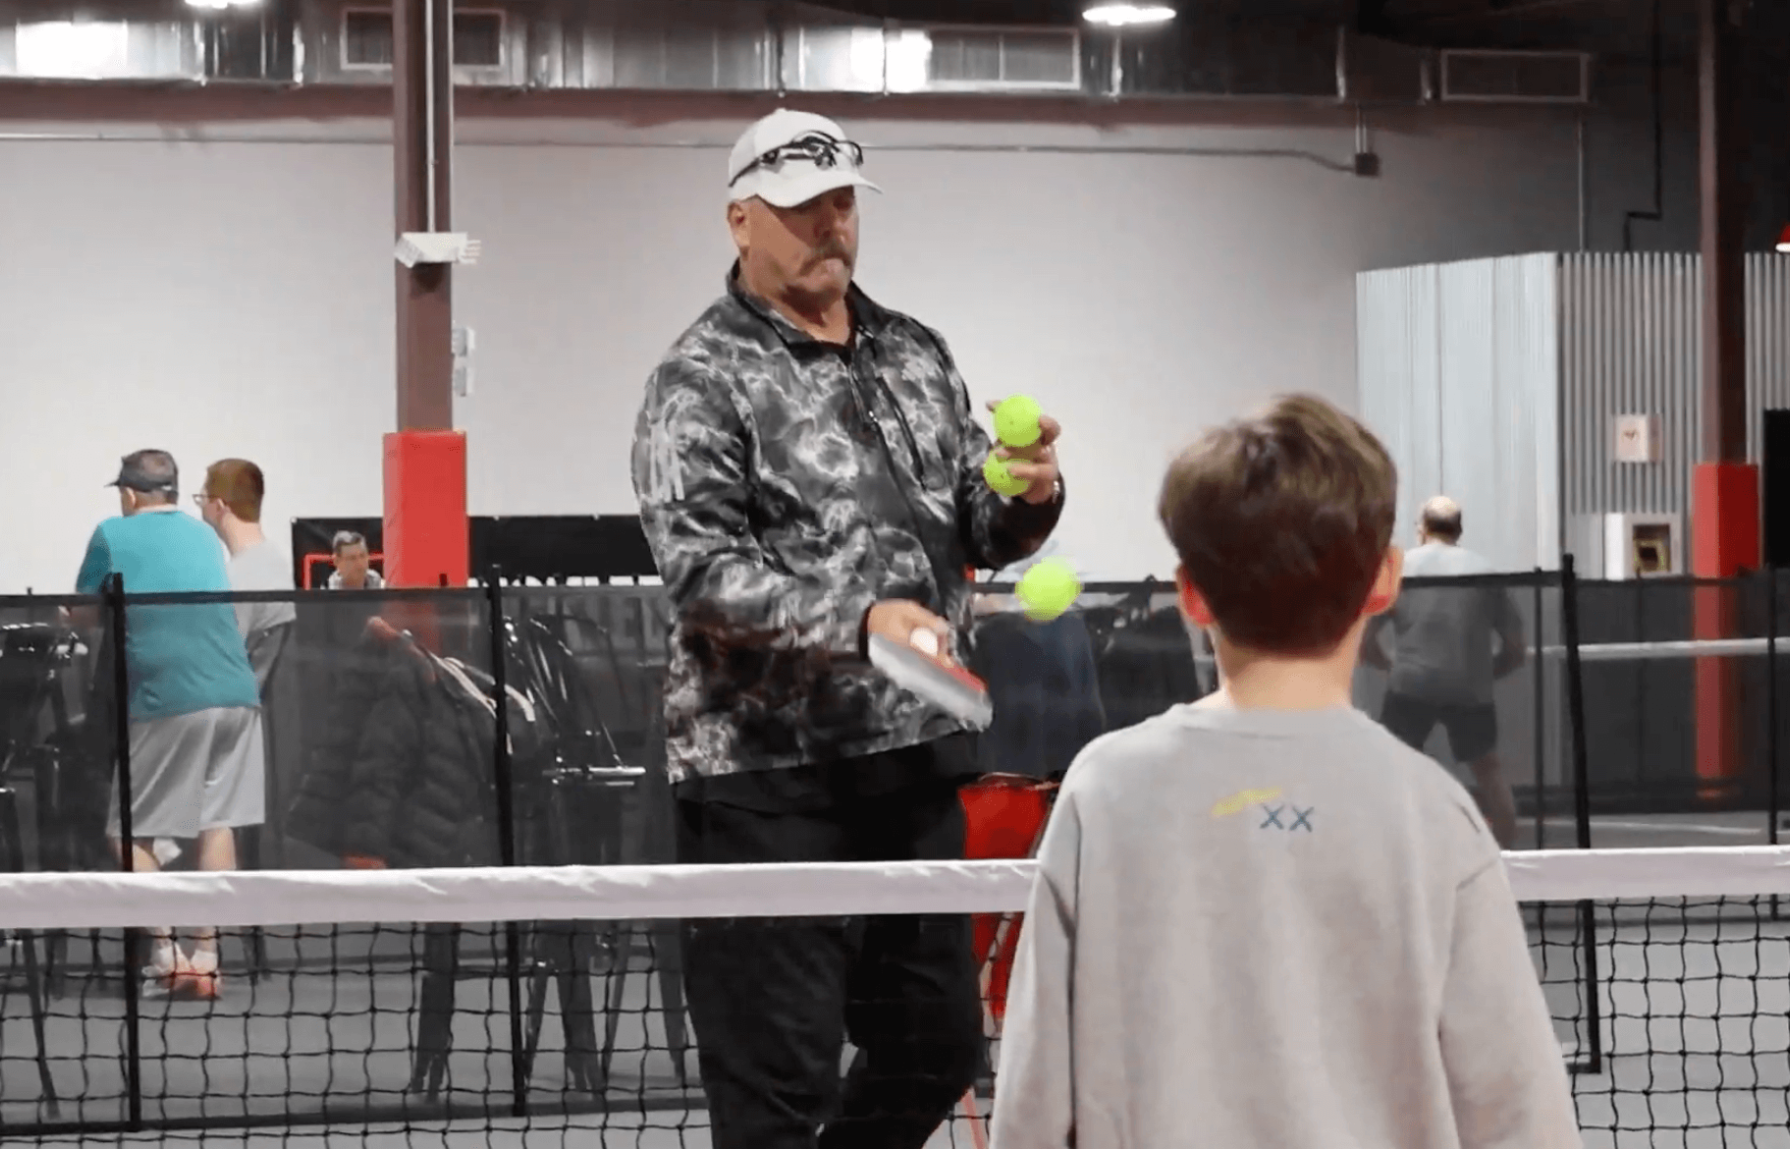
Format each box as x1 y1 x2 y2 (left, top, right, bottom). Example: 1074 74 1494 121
0 94 1595 592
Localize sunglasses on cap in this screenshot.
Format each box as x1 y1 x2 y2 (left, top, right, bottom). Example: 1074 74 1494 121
730 131 867 188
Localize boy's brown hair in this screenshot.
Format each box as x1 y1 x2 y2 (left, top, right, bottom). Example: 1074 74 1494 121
1158 394 1397 655
203 459 266 524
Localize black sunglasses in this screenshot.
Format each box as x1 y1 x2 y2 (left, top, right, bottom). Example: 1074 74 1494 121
730 131 867 187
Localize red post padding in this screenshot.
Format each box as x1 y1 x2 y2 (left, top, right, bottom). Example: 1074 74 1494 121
1691 463 1760 792
1692 463 1760 579
382 430 469 589
961 775 1057 1027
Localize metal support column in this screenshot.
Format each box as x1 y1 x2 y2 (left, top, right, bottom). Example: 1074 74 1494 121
1699 0 1749 463
385 0 469 595
1690 0 1757 797
394 0 455 433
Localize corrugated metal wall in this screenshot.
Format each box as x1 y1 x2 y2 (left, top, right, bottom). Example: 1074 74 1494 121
1357 252 1790 793
1358 264 1443 547
1356 254 1560 571
1745 255 1790 456
1560 254 1701 518
1561 253 1790 519
1437 256 1561 572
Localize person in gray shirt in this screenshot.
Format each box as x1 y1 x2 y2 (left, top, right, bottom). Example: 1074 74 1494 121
1362 496 1527 847
197 459 297 689
991 397 1578 1149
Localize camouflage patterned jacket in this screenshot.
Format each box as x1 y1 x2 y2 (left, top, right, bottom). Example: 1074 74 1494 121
632 267 1063 784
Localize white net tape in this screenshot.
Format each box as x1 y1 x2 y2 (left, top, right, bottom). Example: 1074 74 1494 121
1 847 1788 931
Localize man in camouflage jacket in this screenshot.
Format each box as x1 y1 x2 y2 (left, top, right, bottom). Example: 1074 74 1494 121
631 109 1064 1149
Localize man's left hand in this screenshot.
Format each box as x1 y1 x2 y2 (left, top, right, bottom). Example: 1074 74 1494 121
988 401 1062 506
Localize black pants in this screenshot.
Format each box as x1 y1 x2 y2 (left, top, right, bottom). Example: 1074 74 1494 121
676 747 983 1149
1380 692 1500 763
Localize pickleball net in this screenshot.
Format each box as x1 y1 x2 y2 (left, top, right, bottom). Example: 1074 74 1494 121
1 849 1788 1147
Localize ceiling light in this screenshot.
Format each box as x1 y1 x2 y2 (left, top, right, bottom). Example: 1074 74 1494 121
1083 3 1177 27
185 0 263 10
15 21 130 79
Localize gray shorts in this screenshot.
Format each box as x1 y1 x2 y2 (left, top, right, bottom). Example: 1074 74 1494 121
109 707 266 840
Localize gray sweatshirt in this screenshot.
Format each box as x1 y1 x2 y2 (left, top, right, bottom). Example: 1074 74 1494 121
990 703 1580 1149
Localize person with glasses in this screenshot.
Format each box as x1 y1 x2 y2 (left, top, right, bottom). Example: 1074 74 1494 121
73 449 264 1000
632 109 1067 1149
196 458 297 682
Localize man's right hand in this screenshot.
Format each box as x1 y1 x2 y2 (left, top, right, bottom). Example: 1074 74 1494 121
865 600 956 666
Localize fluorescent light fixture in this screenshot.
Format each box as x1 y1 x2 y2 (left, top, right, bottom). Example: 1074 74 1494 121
884 28 932 93
186 0 263 10
1083 3 1177 27
15 21 131 79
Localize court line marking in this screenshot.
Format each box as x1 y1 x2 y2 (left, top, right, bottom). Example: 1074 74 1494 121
1539 817 1766 837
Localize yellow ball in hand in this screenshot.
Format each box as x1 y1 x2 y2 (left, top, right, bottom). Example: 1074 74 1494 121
993 395 1043 449
984 452 1030 497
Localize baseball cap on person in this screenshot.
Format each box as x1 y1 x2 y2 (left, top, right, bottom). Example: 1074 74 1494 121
106 449 179 496
727 109 881 209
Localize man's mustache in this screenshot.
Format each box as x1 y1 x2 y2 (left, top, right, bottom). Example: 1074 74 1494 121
807 244 853 270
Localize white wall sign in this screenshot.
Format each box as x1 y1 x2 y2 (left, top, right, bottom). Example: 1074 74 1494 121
1613 414 1662 464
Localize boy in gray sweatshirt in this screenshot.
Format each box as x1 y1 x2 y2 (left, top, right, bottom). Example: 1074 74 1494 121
990 395 1580 1149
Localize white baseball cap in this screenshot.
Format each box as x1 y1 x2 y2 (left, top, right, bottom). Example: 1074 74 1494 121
727 109 881 209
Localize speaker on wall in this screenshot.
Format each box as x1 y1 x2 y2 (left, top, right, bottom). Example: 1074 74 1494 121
1764 409 1790 568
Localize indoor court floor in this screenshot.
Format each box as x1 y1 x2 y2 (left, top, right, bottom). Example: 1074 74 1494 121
1534 810 1787 851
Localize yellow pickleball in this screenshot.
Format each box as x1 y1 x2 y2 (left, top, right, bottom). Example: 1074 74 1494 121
993 395 1043 449
1016 558 1081 622
983 452 1029 497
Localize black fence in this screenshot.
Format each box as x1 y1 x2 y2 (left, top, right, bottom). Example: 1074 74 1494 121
7 566 1790 880
2 562 1790 1137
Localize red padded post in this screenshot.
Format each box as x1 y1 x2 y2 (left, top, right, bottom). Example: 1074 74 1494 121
1691 462 1759 794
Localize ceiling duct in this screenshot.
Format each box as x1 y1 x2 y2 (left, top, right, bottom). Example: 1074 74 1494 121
1438 49 1591 104
0 0 1590 106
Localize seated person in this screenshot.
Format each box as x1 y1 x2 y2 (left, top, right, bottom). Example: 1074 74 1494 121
327 532 383 590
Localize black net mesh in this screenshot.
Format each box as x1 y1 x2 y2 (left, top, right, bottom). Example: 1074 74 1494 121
0 882 1785 1146
1533 895 1790 1147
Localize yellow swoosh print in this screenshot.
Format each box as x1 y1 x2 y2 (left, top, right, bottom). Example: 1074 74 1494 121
1210 787 1283 818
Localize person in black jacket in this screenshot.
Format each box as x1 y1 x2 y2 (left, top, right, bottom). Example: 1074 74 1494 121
631 109 1067 1149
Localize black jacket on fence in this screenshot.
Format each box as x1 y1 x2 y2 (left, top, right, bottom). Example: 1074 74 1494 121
969 610 1106 780
286 629 504 870
1083 603 1208 731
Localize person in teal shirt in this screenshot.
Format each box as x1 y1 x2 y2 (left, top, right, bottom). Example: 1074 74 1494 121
76 449 264 1001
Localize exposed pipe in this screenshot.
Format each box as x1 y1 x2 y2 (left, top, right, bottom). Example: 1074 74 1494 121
1620 0 1664 252
1408 0 1608 24
0 132 1362 171
424 0 436 232
770 1 787 96
1577 108 1588 250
